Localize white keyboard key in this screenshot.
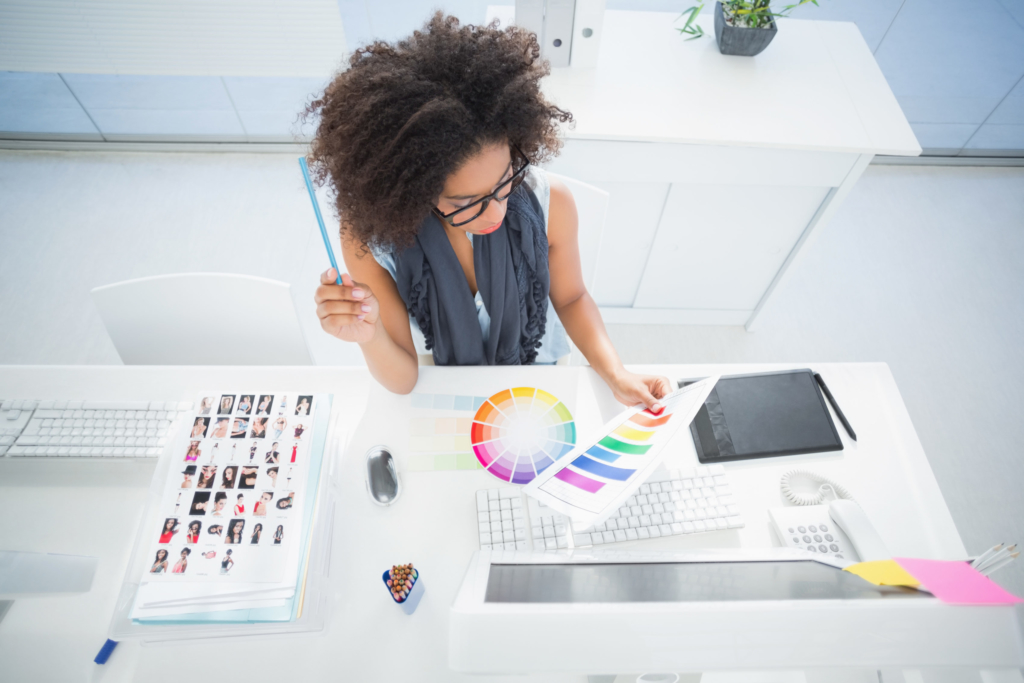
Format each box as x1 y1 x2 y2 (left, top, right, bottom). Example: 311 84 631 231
682 521 695 533
573 533 592 546
727 516 744 528
695 465 709 476
652 502 665 514
601 531 615 544
714 518 729 530
510 497 522 509
556 537 568 549
649 483 662 493
616 518 629 530
682 479 693 489
716 505 729 517
625 529 639 541
650 513 663 525
544 538 556 550
648 525 661 538
480 532 491 545
670 523 683 535
499 488 518 499
639 514 652 527
727 504 739 516
532 526 542 539
613 529 628 542
658 524 672 536
636 527 650 539
499 499 510 510
693 520 707 532
639 484 651 494
501 520 513 532
514 529 526 541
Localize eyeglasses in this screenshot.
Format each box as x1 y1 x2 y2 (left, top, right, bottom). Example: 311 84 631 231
433 145 531 227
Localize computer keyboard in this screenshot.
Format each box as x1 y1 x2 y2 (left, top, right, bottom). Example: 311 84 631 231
475 464 744 550
0 399 193 458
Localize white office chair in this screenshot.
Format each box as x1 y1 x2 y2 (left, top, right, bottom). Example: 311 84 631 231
91 273 313 365
414 172 609 366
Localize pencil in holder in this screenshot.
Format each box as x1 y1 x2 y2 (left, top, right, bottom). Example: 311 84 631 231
382 563 424 615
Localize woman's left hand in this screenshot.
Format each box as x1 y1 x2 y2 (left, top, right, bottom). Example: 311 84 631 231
607 371 674 413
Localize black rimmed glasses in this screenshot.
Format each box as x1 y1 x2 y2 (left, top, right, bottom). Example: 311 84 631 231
433 145 531 227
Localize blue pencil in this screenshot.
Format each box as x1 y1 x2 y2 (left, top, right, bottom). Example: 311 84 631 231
298 157 343 285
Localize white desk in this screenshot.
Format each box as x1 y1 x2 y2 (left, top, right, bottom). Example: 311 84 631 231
488 7 921 329
0 363 1018 683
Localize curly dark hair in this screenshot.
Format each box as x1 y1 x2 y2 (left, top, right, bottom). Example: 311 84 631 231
304 12 573 250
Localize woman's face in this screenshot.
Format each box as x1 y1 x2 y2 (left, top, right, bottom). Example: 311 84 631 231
436 142 511 236
215 499 225 511
261 493 272 503
164 519 174 531
181 550 188 558
157 550 167 561
232 522 243 534
190 523 199 533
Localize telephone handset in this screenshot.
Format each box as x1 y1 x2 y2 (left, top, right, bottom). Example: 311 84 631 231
769 473 890 563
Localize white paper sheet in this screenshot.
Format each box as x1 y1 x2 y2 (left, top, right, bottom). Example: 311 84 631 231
524 376 719 529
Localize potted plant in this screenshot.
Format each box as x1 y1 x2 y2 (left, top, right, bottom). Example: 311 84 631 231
677 0 822 56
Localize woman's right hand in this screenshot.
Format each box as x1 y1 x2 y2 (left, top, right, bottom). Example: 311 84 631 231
315 268 380 344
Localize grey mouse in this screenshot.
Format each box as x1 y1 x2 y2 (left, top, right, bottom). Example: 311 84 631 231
365 446 401 506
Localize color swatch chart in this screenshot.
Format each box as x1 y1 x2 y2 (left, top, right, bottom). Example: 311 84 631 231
471 387 576 484
405 393 488 472
525 377 718 527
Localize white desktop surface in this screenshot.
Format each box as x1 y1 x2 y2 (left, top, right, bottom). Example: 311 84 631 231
488 7 921 156
0 363 968 681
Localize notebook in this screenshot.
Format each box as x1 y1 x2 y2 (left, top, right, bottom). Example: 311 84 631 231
683 369 843 463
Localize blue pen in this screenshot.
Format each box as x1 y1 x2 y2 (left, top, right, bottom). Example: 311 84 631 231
299 157 343 285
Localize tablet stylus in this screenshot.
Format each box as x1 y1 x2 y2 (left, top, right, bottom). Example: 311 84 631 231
814 372 857 442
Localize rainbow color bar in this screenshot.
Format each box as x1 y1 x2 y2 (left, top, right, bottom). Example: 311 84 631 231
471 387 575 485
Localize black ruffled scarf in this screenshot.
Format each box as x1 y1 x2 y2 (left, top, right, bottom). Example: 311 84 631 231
392 185 549 365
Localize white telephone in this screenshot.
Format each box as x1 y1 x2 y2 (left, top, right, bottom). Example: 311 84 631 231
768 470 890 564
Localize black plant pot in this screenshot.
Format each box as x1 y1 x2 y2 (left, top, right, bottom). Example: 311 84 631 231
714 1 777 56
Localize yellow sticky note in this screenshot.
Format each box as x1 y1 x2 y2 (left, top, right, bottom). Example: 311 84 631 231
844 560 921 588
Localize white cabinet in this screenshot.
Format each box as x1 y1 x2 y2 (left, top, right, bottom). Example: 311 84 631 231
489 7 920 328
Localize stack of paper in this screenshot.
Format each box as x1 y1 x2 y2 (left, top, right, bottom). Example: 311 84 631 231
130 392 330 623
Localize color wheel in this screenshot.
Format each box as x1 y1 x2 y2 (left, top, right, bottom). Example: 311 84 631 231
471 387 576 484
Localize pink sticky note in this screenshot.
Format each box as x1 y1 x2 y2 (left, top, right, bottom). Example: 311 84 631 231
894 558 1024 605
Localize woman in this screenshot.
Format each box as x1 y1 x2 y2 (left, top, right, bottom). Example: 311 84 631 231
294 397 310 416
158 518 179 543
248 441 258 463
272 416 287 440
184 441 201 462
250 417 267 439
172 547 190 574
219 395 235 415
254 492 273 517
150 549 169 573
290 443 298 464
221 549 234 574
210 417 229 439
273 525 284 545
307 14 670 410
212 492 227 517
231 418 248 438
234 493 245 515
199 396 213 415
239 467 258 489
180 465 196 488
257 395 272 415
265 443 279 464
267 466 279 488
250 523 263 544
197 465 217 490
225 519 245 544
237 395 253 415
220 465 237 489
190 418 208 439
293 424 304 440
207 524 223 538
186 520 202 543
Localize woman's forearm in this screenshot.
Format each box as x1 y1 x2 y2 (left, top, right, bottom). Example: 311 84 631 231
554 293 626 383
359 318 420 394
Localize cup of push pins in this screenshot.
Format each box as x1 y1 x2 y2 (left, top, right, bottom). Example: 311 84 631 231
382 563 424 615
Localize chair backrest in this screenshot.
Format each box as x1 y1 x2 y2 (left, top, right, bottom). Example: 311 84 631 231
91 273 313 365
546 171 609 293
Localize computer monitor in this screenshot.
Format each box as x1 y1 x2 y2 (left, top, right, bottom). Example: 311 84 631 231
449 549 1024 674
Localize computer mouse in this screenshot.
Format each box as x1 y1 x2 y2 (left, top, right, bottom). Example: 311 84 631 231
365 446 401 506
